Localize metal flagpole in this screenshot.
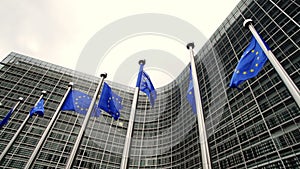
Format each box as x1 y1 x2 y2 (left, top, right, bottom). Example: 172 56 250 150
187 43 211 169
0 97 23 161
25 82 73 169
0 91 46 162
65 74 107 169
120 60 145 169
243 19 300 108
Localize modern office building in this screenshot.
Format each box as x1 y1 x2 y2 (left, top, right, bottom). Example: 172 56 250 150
0 0 299 168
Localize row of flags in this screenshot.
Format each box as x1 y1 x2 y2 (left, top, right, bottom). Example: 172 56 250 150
60 82 125 120
0 98 46 128
0 33 275 127
0 82 123 128
0 71 157 128
59 83 123 120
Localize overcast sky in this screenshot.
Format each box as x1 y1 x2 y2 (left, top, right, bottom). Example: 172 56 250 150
0 0 240 87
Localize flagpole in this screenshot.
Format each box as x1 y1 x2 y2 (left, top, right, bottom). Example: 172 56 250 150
25 82 73 169
243 19 300 108
0 91 46 162
65 74 107 169
187 43 211 169
0 97 23 163
120 60 144 169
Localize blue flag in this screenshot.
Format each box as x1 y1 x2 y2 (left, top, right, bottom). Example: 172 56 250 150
229 35 269 88
0 108 14 128
98 82 123 120
187 67 197 114
138 70 157 107
61 90 101 117
30 98 45 117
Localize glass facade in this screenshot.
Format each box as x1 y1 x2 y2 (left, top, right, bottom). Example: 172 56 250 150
0 0 299 168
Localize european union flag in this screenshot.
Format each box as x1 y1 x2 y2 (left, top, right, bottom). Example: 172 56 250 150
229 36 269 88
187 67 197 114
138 71 157 107
61 90 101 117
0 108 14 128
30 98 45 117
98 82 123 120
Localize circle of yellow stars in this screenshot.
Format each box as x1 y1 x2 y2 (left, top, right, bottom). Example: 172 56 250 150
235 49 260 75
74 95 90 113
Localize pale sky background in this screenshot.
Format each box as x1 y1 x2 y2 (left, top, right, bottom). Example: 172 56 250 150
0 0 240 87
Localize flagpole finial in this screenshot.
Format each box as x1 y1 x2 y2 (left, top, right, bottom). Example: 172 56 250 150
139 60 145 65
186 43 195 50
100 73 107 78
18 97 24 102
243 19 253 28
42 91 47 96
68 82 74 87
